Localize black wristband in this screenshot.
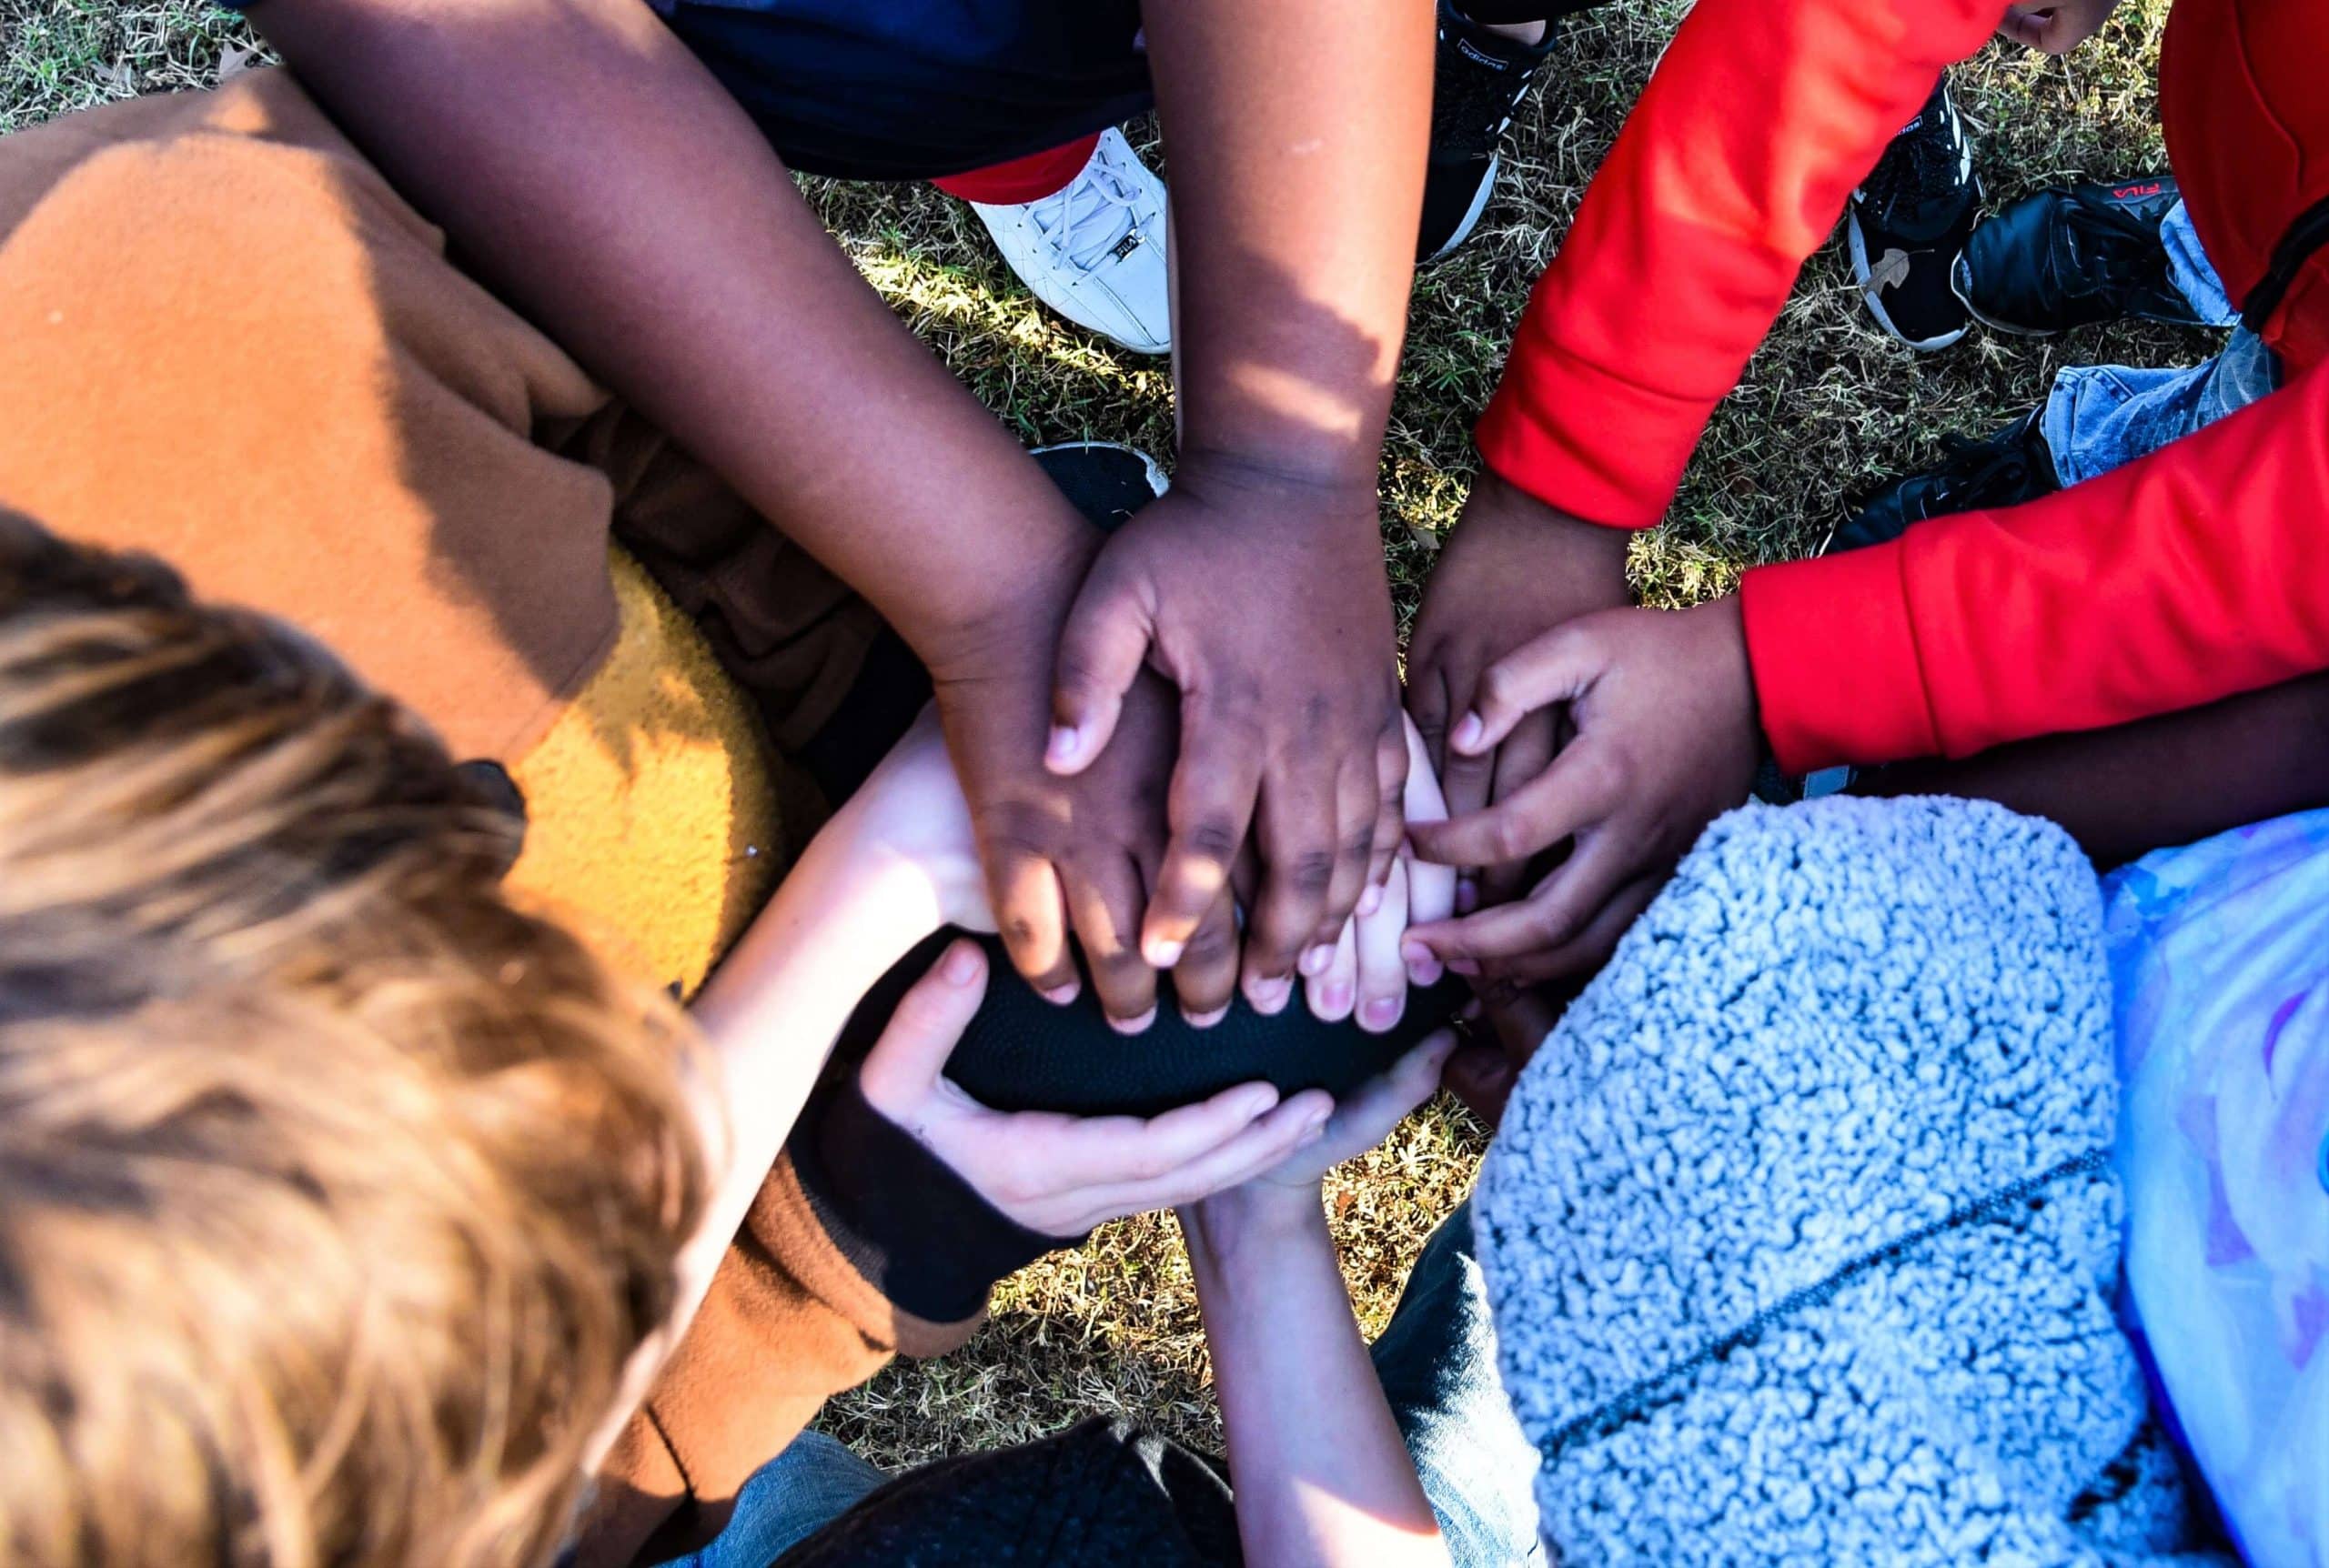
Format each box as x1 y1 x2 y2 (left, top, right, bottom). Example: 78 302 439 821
786 1073 1079 1326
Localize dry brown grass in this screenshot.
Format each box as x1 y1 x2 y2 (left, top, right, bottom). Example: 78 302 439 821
5 0 2191 1472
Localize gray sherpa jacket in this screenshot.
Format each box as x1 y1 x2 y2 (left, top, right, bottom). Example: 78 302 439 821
1477 798 2229 1566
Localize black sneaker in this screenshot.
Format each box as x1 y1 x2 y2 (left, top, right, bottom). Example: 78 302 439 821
1848 77 1981 351
1030 440 1168 530
1951 176 2203 337
1829 409 2057 554
1419 1 1558 264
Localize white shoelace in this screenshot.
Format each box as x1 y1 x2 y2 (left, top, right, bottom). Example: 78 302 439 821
1030 145 1150 274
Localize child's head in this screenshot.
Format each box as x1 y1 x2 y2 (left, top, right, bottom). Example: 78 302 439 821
0 514 704 1566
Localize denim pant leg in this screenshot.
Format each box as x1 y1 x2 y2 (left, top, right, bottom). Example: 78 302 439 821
2041 328 2280 487
2161 198 2240 328
1373 1199 1546 1567
655 1432 888 1568
2040 198 2278 487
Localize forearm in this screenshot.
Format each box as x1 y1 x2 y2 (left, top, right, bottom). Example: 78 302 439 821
1143 0 1432 496
1184 1192 1447 1567
1477 0 2005 526
244 0 1095 667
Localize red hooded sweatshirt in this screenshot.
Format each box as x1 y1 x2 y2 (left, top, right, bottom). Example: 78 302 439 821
1474 0 2329 773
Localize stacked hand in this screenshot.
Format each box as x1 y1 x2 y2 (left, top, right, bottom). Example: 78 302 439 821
1407 472 1636 915
1044 467 1406 1018
1403 599 1760 990
846 703 1455 1037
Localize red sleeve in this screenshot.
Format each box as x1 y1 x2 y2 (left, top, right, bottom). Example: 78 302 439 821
1476 0 2007 528
1742 363 2329 773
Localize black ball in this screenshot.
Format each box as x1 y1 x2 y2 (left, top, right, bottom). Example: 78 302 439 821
836 931 1467 1119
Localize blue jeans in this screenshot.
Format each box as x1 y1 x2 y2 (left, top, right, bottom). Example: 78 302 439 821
660 1201 1542 1568
2040 200 2278 482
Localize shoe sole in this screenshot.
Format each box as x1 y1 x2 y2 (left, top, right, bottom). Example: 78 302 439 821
1422 152 1501 266
1848 210 1968 353
1950 253 2058 339
1028 441 1170 498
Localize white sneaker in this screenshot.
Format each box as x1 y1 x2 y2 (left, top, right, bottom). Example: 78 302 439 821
967 127 1172 356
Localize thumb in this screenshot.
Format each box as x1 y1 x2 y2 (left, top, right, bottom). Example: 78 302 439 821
859 940 991 1105
1455 621 1611 757
1048 567 1154 777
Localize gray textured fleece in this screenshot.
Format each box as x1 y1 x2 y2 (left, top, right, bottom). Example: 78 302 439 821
1477 798 2224 1566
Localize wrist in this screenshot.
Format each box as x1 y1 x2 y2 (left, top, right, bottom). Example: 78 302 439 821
915 527 1099 689
1172 445 1382 526
1183 1182 1330 1266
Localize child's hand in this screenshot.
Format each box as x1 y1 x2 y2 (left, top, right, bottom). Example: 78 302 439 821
859 940 1335 1236
1999 0 2122 53
840 705 988 933
1187 1029 1460 1228
1401 600 1759 990
1043 475 1406 1018
1407 472 1634 914
1302 714 1458 1031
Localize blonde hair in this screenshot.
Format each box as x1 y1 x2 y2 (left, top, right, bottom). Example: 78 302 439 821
0 513 705 1566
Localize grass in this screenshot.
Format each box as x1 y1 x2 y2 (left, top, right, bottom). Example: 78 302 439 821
5 0 2190 1472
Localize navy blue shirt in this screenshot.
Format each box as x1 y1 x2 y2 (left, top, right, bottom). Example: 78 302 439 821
650 1 1153 180
222 2 1153 182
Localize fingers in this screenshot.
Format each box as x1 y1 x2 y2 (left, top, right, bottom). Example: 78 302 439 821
858 940 990 1110
991 846 1079 1002
1450 625 1605 759
1398 719 1457 947
1313 757 1379 957
1364 719 1408 897
1409 661 1454 777
1141 689 1265 970
1477 706 1562 910
1304 910 1360 1025
1048 564 1155 778
1407 739 1620 871
1480 872 1660 990
1076 1091 1336 1221
1242 762 1341 1010
1170 891 1243 1027
1352 856 1409 1033
1326 1030 1459 1151
1064 852 1159 1032
1441 1040 1518 1129
1406 830 1635 969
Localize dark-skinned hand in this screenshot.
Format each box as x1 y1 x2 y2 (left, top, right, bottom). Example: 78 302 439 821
1045 463 1405 1017
1403 598 1759 989
1407 469 1635 915
935 644 1241 1033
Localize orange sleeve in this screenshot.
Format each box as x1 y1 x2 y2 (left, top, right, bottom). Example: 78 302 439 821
1476 0 2006 527
1743 363 2329 772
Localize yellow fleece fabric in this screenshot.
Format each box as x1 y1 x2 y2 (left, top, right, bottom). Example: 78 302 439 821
506 549 782 1000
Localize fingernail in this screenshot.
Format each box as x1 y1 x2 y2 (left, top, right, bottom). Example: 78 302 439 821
1356 884 1384 919
1362 996 1403 1032
1185 1004 1231 1030
1249 976 1293 1016
1044 724 1084 768
1144 937 1185 969
1239 1084 1282 1120
1300 944 1336 977
1300 1108 1332 1142
1320 980 1354 1018
1456 880 1480 915
1407 954 1445 989
1447 958 1481 978
1451 713 1485 752
1401 939 1431 968
1106 1005 1157 1036
940 943 983 985
1040 981 1081 1006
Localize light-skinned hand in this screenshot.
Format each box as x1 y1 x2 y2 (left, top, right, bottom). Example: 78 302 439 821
1402 599 1759 989
858 939 1336 1236
1185 1028 1460 1229
1304 714 1457 1032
